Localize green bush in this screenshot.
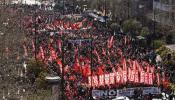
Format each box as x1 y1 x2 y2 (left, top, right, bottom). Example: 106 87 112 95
156 46 175 70
172 52 175 60
164 60 175 66
110 22 120 31
166 31 175 44
35 72 48 89
27 59 47 78
27 59 50 89
153 40 166 49
156 46 167 54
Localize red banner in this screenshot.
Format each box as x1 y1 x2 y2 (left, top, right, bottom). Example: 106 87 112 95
88 67 159 87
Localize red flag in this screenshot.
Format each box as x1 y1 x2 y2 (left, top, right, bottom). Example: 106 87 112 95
128 67 131 81
63 23 68 30
107 36 114 49
147 64 150 73
128 67 134 82
56 58 62 73
116 72 121 83
73 58 80 72
57 39 62 53
39 46 45 59
148 73 153 85
150 66 155 73
76 22 83 29
128 59 133 68
124 36 127 45
93 49 101 64
117 48 123 57
82 64 91 77
97 65 105 75
88 76 92 87
32 39 35 52
64 65 69 73
104 74 110 86
134 71 139 83
74 47 78 60
144 72 149 84
92 75 98 87
140 71 145 83
132 60 137 70
123 70 127 83
109 73 115 85
156 73 160 86
150 66 155 79
135 60 143 72
71 23 77 30
69 75 76 81
74 23 80 29
99 74 104 86
86 20 93 28
162 72 165 82
23 45 28 57
118 65 123 73
102 48 106 55
122 58 127 71
49 47 57 61
82 18 87 23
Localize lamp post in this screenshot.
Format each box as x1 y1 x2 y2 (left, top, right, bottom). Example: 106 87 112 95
61 35 65 100
104 0 107 27
90 33 93 99
153 0 156 50
127 0 130 19
34 15 37 61
60 0 65 99
63 0 65 15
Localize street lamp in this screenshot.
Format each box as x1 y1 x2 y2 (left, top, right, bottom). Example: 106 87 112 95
153 0 156 50
104 0 107 27
61 35 65 100
128 0 129 19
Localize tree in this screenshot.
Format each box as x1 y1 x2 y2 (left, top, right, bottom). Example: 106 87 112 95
110 22 120 31
35 72 48 89
166 30 175 44
153 40 166 49
140 27 150 37
27 59 47 84
122 19 142 34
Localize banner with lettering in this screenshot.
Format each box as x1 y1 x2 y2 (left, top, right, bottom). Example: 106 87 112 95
92 87 161 98
88 68 156 87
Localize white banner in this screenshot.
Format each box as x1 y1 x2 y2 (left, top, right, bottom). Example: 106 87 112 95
92 87 161 98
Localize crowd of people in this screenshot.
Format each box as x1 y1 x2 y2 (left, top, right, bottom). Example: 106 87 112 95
0 3 174 99
20 7 171 99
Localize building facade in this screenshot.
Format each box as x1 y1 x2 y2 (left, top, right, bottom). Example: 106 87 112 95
153 0 175 26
